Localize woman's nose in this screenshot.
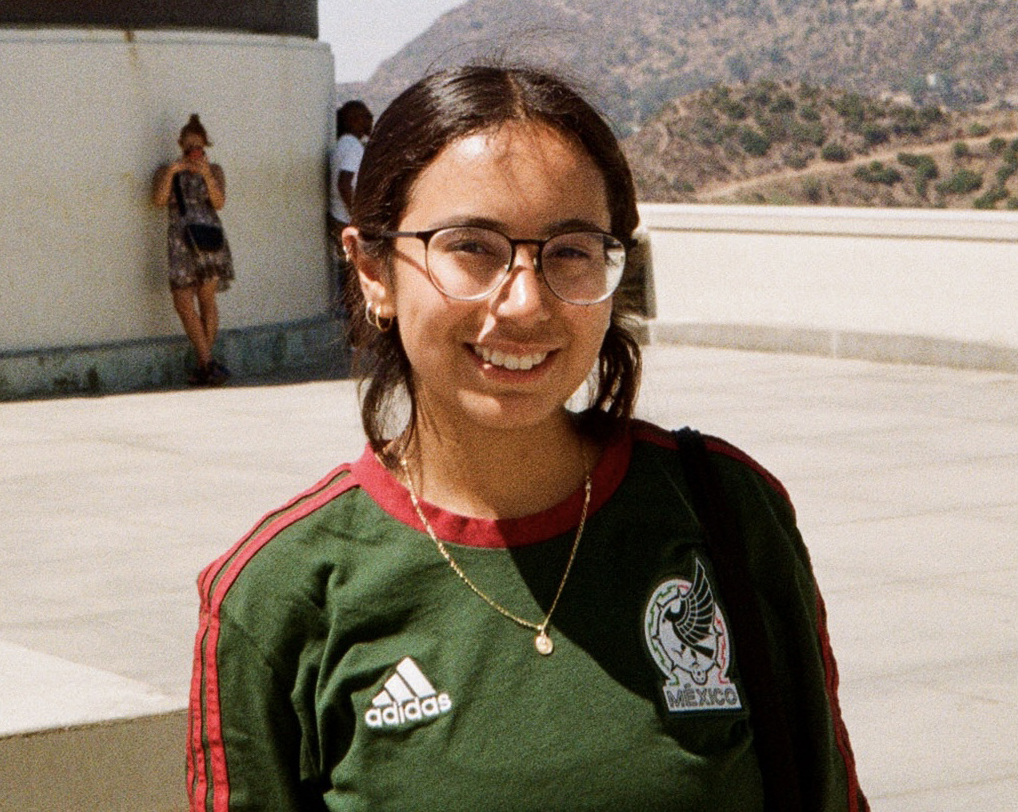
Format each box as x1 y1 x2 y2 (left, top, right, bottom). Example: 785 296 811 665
495 246 550 319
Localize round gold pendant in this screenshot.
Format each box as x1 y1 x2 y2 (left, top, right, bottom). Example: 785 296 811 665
534 631 554 655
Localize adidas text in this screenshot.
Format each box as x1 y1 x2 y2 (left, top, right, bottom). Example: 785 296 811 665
365 694 452 728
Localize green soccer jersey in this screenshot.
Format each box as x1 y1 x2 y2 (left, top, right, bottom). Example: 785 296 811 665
188 421 866 811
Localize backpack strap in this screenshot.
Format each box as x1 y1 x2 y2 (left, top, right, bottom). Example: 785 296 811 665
673 427 803 812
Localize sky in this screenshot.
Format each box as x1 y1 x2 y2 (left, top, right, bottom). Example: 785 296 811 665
319 0 466 83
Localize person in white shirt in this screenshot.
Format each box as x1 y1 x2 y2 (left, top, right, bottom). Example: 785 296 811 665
329 100 373 307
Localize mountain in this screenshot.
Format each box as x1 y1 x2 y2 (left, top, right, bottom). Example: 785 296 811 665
343 0 1018 137
625 79 1018 207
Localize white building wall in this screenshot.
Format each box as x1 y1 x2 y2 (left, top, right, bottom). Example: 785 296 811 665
0 28 334 351
640 204 1018 369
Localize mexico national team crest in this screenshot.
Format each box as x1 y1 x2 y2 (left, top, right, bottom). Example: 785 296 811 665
644 558 743 713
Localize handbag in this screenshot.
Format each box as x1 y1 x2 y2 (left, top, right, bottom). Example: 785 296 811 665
672 427 804 812
184 223 225 252
173 173 225 253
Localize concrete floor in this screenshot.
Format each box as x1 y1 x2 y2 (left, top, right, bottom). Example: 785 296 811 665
1 345 1016 810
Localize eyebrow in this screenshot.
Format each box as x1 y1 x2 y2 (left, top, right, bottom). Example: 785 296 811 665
420 215 611 236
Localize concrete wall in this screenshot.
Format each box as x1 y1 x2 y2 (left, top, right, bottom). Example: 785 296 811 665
0 28 334 353
640 203 1018 372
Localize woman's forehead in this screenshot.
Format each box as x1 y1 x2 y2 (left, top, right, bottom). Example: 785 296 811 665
402 123 607 225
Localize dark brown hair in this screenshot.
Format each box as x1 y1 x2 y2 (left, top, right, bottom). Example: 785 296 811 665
179 113 211 147
336 100 371 137
345 64 642 455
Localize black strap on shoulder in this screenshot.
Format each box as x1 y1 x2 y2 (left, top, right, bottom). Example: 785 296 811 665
673 427 803 812
172 172 187 217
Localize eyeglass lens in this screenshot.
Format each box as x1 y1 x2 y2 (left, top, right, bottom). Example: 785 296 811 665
426 227 625 304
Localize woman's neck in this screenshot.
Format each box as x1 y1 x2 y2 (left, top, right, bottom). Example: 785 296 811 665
400 409 595 520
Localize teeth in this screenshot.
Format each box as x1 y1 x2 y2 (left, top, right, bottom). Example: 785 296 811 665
473 346 549 371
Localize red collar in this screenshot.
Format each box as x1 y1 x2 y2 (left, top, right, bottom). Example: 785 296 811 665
351 429 632 548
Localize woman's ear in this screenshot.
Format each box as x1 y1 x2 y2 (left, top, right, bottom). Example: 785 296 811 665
343 227 394 317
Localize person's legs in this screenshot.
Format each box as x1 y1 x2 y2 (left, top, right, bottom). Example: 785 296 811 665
195 279 220 348
195 278 231 383
171 285 213 368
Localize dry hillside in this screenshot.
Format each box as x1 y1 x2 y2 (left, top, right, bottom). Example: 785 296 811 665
625 80 1018 207
346 0 1018 137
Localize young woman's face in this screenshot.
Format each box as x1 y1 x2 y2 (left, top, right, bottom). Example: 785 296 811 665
179 134 206 158
370 123 614 440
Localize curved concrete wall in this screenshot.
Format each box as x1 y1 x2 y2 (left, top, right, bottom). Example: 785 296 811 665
0 0 317 37
640 204 1018 371
0 28 333 353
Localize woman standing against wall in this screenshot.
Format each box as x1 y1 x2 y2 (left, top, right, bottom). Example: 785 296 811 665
153 114 234 386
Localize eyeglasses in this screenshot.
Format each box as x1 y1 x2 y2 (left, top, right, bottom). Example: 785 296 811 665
376 226 627 305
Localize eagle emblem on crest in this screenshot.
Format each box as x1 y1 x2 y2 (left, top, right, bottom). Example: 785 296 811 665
644 558 743 713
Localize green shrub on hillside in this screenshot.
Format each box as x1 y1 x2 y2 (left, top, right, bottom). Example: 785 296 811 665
973 187 1007 209
952 141 970 159
897 153 939 179
862 123 889 147
801 176 823 203
891 107 926 136
691 115 726 146
995 163 1016 185
832 93 866 127
799 104 821 122
968 123 990 137
756 113 790 143
989 137 1008 155
782 144 814 169
889 104 944 137
854 161 902 185
788 119 826 146
936 169 982 195
738 126 772 156
821 142 851 162
721 99 749 120
898 152 940 198
769 93 796 114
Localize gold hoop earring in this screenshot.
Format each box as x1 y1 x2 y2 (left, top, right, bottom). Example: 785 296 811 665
365 302 394 333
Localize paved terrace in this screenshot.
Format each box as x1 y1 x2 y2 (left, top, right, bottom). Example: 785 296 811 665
1 345 1016 811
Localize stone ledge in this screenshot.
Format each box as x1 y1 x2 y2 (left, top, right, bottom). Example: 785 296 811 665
650 321 1018 373
0 315 350 401
0 711 188 812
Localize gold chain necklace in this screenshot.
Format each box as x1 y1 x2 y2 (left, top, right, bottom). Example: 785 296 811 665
399 456 591 656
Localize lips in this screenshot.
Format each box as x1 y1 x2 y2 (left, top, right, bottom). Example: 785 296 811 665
472 345 550 371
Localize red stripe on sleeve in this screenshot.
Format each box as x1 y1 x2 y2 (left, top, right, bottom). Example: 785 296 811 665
814 587 868 812
187 464 357 811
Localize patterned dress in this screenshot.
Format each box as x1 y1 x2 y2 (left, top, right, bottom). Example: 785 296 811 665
168 169 234 291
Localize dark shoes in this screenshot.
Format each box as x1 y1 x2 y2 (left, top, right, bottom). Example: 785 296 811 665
188 360 231 387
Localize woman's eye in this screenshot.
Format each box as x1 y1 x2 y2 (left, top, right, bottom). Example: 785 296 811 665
549 245 592 260
448 241 491 255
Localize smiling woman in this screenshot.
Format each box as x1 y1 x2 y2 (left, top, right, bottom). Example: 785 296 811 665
187 64 869 812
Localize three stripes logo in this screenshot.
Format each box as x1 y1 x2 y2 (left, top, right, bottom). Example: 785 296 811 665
364 657 453 729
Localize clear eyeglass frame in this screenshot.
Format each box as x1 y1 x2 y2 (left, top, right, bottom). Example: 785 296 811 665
375 225 628 306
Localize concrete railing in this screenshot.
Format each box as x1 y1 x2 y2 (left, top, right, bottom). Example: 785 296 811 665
639 203 1018 372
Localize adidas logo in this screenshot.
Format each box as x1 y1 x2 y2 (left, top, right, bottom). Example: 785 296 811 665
365 657 453 729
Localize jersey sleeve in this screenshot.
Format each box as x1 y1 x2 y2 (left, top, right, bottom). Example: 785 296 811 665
187 605 326 812
708 440 869 812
